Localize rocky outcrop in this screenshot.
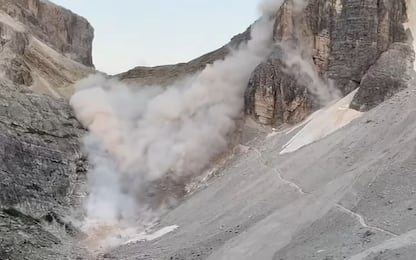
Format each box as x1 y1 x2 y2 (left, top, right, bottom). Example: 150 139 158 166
0 0 95 98
0 0 94 66
245 0 411 126
328 0 408 93
245 49 315 126
350 42 415 111
0 79 88 259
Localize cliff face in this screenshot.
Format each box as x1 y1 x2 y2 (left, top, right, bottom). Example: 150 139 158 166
0 79 89 259
245 0 413 126
350 42 415 111
0 0 95 98
0 1 94 258
0 0 94 66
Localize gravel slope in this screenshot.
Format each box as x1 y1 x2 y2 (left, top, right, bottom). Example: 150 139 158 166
103 79 416 260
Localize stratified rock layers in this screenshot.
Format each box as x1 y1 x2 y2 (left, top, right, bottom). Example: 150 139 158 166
0 0 94 98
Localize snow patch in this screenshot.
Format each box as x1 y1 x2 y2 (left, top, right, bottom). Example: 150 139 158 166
82 219 178 252
280 89 363 154
125 225 179 244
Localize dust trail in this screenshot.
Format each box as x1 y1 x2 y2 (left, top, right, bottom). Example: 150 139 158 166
280 43 341 104
277 0 341 104
259 0 284 16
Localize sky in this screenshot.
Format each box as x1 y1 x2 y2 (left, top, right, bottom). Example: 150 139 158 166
52 0 260 75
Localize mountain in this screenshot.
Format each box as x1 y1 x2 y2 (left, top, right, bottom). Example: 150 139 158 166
119 0 414 127
246 0 414 125
1 0 416 259
0 0 93 259
0 0 94 98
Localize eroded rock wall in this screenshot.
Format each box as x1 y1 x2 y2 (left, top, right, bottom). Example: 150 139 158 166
0 0 94 66
0 79 88 259
350 42 415 111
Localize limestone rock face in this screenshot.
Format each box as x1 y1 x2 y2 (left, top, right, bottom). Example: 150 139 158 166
0 0 94 66
0 79 88 259
0 0 95 98
327 0 408 93
0 2 94 259
245 0 410 126
350 42 415 111
245 49 315 126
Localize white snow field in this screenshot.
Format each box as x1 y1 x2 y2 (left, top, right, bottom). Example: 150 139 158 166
280 89 363 154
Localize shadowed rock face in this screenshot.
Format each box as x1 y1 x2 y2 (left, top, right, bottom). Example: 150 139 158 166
350 42 415 111
0 79 89 259
0 0 95 98
327 0 408 92
245 48 316 126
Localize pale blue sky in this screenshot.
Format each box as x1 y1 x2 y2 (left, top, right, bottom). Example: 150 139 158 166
53 0 260 74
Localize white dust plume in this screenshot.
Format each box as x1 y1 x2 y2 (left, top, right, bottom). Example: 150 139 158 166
70 8 277 238
276 0 341 104
259 0 284 16
69 0 343 250
280 44 341 104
